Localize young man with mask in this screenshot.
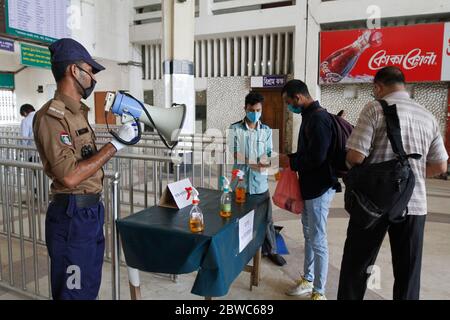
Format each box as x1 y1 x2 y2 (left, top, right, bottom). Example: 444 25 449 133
280 80 338 300
33 38 139 300
228 91 286 266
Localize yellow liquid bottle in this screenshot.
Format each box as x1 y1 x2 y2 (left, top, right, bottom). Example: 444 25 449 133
235 179 246 204
189 217 204 233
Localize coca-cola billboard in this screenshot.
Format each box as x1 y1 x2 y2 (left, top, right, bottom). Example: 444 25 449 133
319 23 448 84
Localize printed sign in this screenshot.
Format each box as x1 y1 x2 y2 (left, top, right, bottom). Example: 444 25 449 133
0 38 14 52
251 75 287 88
20 43 52 69
159 178 194 209
239 210 255 253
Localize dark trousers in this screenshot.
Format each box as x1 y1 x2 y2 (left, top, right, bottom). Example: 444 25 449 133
45 195 105 300
260 192 277 255
337 214 426 300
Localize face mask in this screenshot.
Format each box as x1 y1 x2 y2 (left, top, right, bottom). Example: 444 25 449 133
246 111 262 123
288 104 303 114
75 65 96 99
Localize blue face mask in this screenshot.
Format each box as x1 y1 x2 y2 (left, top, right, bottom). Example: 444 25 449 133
246 111 262 123
288 104 303 114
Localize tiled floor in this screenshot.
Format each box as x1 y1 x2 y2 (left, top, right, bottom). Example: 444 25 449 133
1 179 449 300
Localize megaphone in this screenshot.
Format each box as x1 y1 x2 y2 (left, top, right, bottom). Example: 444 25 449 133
104 91 186 149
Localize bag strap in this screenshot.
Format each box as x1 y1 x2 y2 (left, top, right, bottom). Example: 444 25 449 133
377 99 408 158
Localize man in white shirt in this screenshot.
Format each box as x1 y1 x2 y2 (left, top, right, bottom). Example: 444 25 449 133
20 104 36 146
338 66 448 300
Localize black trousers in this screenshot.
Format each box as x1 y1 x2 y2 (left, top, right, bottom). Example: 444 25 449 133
337 214 426 300
261 195 278 255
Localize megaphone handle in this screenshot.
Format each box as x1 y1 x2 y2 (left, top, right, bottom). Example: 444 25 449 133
109 116 142 146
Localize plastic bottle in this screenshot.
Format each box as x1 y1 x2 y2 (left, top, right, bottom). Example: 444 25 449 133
220 177 232 218
232 169 246 204
185 187 204 233
319 30 382 83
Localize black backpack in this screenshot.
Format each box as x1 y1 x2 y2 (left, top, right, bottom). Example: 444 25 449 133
343 100 422 229
310 109 353 178
329 113 354 177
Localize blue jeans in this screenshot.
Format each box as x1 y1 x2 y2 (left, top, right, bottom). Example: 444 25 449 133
301 188 335 295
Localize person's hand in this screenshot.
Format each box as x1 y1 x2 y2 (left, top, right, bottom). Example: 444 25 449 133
278 153 290 169
259 155 271 168
110 122 139 151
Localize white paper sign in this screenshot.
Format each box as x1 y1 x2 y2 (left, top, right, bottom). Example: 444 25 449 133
167 178 193 209
441 22 450 81
239 210 255 253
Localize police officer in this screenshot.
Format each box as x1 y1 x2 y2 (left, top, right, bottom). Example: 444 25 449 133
33 38 137 300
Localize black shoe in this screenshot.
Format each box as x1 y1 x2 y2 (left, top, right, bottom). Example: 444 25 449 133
267 253 286 266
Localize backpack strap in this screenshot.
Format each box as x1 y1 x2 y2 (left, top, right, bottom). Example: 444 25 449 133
377 99 421 161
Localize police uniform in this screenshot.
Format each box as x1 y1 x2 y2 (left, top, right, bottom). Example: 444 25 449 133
33 38 106 300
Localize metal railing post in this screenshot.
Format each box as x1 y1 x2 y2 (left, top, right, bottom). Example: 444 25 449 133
111 171 121 300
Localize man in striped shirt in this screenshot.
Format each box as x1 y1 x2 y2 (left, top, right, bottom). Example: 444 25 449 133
338 66 448 300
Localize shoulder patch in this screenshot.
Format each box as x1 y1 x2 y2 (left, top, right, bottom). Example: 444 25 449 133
47 100 66 119
59 131 72 146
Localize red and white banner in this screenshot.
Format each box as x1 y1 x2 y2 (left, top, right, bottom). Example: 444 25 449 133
319 23 448 84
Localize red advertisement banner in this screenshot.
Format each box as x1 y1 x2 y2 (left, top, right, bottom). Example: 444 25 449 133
319 23 446 84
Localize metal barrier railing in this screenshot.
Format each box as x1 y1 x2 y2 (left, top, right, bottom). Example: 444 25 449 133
0 159 120 300
0 133 232 300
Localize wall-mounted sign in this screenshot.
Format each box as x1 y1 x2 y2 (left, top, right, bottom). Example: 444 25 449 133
251 75 287 88
0 73 14 89
5 0 71 44
319 23 449 84
20 43 51 69
0 38 14 52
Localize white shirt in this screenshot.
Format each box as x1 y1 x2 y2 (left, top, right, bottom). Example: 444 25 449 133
347 91 448 215
20 111 36 146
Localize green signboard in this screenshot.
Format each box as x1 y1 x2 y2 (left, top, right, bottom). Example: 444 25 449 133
20 43 51 69
0 73 14 89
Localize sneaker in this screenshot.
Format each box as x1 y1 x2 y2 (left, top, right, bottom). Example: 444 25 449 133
285 276 313 296
267 253 287 266
311 292 327 300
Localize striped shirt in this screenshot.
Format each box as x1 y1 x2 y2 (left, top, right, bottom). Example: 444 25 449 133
346 91 448 216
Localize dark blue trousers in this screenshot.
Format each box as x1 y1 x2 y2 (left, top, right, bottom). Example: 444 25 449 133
45 195 105 300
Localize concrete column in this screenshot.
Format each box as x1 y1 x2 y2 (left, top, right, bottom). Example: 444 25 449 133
292 0 321 152
162 0 195 134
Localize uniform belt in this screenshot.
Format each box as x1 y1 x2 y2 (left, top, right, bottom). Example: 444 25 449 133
52 194 101 208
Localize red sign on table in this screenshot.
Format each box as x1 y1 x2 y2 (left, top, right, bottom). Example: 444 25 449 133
319 23 447 84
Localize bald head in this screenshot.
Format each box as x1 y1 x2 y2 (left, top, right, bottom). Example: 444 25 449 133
373 66 406 99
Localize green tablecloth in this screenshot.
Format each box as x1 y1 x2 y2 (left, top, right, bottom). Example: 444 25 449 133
116 188 270 297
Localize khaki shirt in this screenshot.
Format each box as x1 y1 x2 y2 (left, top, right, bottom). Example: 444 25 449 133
33 92 104 195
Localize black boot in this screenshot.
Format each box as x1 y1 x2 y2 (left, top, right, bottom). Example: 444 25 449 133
267 253 286 266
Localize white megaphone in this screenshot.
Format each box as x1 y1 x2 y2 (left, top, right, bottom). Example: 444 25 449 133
104 91 186 149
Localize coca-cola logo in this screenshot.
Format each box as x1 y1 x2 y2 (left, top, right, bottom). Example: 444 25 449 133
368 49 438 70
320 61 343 83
